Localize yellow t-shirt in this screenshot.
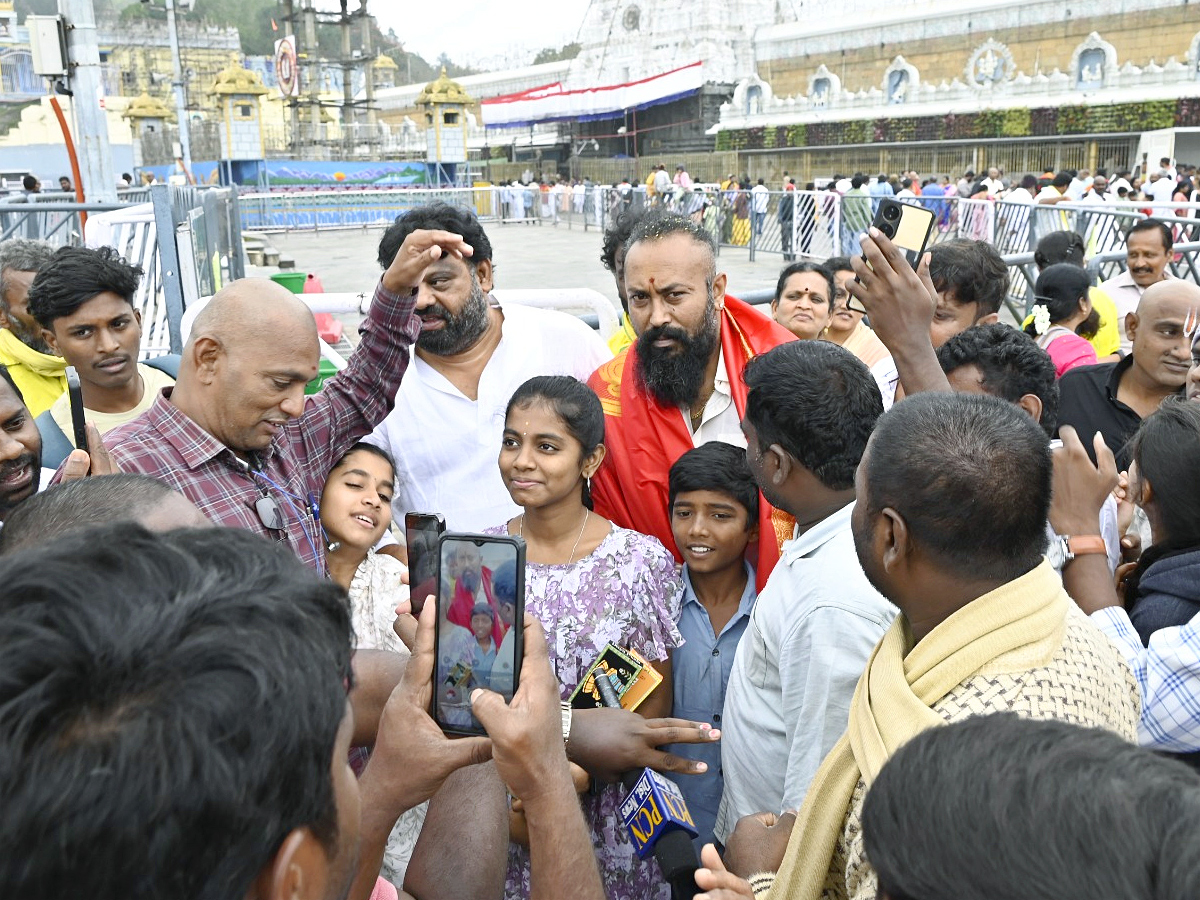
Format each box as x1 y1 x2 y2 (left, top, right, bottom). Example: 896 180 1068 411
1020 286 1121 360
49 363 175 447
606 315 636 355
1086 286 1120 359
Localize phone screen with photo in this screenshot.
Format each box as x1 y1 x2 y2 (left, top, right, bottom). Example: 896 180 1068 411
432 533 525 736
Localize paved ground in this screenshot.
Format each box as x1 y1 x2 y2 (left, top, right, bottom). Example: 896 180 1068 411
251 220 793 312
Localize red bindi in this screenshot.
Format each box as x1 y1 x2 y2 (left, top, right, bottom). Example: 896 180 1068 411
649 277 655 285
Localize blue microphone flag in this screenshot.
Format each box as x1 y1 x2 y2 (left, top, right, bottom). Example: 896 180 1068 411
620 768 699 859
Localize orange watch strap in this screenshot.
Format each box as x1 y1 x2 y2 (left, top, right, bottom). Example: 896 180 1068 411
1067 535 1107 556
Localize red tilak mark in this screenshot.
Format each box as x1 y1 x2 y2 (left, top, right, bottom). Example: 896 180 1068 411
649 277 655 286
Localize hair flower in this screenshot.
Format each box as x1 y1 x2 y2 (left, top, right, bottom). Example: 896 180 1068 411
1032 304 1051 336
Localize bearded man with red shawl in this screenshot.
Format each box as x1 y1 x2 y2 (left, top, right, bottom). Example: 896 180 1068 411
588 213 795 590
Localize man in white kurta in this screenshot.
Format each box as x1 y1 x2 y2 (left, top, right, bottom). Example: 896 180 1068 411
368 296 610 531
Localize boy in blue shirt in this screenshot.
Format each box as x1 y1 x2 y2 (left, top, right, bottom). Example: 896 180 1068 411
667 441 759 848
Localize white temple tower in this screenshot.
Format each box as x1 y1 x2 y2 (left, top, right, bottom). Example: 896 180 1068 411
566 0 784 87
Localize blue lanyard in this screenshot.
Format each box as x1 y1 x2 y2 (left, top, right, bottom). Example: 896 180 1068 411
245 464 329 580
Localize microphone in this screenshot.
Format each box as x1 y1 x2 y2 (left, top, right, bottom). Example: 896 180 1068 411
621 769 700 900
583 645 700 897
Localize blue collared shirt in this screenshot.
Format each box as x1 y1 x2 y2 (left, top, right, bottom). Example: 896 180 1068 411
670 561 757 848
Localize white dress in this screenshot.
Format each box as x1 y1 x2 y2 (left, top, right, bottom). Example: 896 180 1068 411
348 551 427 889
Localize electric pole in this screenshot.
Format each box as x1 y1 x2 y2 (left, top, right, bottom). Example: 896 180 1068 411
165 0 193 181
58 0 117 202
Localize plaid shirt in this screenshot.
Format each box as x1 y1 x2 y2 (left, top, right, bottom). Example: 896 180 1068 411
1092 606 1200 752
84 281 419 572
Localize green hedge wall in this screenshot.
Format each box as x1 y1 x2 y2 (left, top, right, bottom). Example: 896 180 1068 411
719 99 1200 149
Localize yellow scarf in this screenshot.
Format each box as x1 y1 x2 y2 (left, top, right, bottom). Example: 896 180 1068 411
0 328 67 416
766 561 1068 900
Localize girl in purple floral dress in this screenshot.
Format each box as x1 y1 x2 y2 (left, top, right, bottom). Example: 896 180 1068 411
486 375 683 900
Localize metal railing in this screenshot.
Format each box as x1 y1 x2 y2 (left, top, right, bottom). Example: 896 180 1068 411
239 184 617 233
1001 202 1200 320
0 185 243 358
240 186 499 231
0 200 122 247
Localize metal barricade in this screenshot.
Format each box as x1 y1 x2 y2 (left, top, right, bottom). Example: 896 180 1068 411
0 199 129 247
239 186 499 232
241 183 624 234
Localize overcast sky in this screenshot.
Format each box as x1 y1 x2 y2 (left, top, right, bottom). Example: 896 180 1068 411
373 1 594 71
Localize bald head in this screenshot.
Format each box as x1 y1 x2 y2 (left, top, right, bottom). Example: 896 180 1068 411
1137 280 1200 317
175 278 321 455
1127 280 1200 392
188 279 316 356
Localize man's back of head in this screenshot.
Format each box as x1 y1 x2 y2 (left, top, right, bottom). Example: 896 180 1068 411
863 713 1200 900
744 341 882 495
861 391 1050 586
0 473 209 555
0 523 355 900
936 323 1059 436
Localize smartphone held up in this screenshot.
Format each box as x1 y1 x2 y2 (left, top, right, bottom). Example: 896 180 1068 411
405 512 445 615
848 198 935 314
432 532 525 737
65 366 89 452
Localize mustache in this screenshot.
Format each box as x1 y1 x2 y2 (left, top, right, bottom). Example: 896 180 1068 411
0 453 36 480
419 304 453 323
641 323 692 347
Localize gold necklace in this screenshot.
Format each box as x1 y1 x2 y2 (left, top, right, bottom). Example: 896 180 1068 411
520 509 591 565
690 386 715 429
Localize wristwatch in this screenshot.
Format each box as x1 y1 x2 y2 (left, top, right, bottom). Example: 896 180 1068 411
1047 534 1107 569
561 701 573 744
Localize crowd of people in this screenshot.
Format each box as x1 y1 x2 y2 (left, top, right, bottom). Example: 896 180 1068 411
2 186 1200 900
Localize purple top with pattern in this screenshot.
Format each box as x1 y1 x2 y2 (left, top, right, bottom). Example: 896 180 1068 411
485 522 684 900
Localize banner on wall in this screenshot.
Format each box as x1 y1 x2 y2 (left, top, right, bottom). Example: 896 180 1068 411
481 61 704 127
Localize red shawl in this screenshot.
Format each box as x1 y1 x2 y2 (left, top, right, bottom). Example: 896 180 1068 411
588 296 795 591
447 566 505 646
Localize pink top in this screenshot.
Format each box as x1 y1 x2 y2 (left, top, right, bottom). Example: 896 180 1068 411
1043 329 1098 378
370 877 399 900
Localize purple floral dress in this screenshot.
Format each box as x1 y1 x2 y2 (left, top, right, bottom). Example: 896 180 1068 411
485 523 684 900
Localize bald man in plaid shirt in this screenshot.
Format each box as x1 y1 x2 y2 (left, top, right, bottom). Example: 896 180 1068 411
71 229 474 574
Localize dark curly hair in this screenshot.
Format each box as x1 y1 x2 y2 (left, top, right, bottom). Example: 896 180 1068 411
600 207 645 272
376 201 493 270
936 323 1059 436
26 245 143 329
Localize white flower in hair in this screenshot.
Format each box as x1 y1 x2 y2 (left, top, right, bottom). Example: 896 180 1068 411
1032 304 1052 336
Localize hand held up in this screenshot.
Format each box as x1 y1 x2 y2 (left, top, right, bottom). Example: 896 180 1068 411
60 423 119 482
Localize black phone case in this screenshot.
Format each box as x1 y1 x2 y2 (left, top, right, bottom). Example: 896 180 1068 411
65 367 88 450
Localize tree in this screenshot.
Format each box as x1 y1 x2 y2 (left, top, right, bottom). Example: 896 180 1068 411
532 42 580 65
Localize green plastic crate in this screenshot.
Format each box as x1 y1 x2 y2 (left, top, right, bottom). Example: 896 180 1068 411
270 271 307 293
305 358 338 395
